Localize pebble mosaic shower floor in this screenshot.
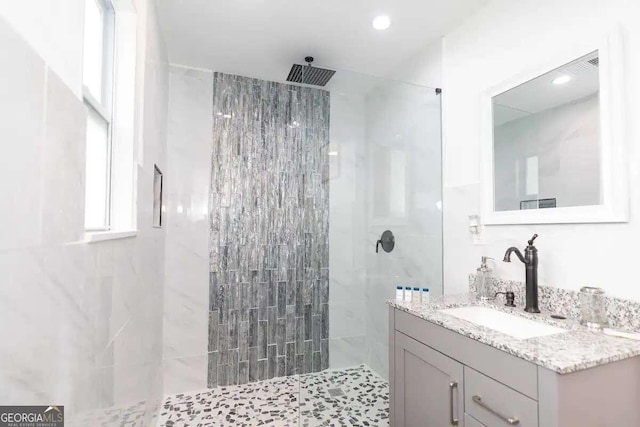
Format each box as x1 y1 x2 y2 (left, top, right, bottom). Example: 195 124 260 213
158 365 389 426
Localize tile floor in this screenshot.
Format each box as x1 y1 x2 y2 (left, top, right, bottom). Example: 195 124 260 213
158 365 389 426
68 399 159 427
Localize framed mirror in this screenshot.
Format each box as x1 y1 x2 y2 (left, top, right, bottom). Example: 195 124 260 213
480 28 628 224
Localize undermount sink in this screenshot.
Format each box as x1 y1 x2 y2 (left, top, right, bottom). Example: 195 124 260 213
438 306 567 340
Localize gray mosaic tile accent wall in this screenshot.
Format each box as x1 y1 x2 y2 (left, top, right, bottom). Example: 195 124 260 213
208 73 330 387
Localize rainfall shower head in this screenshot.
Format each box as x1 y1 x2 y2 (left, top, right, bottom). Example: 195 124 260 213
286 56 336 87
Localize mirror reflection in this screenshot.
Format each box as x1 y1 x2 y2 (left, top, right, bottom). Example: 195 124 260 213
493 51 601 211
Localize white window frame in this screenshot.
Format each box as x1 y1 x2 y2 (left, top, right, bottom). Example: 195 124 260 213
83 0 115 231
83 0 139 240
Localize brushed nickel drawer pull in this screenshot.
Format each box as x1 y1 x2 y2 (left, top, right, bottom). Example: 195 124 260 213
449 381 459 425
472 395 520 425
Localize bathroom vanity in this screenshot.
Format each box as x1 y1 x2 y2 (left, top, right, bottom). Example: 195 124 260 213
388 295 640 427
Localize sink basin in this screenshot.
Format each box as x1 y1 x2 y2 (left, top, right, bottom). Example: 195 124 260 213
438 306 567 340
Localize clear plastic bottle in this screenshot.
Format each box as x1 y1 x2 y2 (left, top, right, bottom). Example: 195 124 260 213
476 256 494 301
396 286 404 301
422 287 430 303
413 287 421 302
404 286 412 302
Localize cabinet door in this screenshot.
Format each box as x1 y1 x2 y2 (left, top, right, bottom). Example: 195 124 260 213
394 331 464 427
464 414 487 427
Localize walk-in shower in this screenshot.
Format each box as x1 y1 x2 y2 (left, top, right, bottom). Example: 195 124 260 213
162 64 442 425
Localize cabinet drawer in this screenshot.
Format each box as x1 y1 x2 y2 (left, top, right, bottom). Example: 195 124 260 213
465 413 487 427
465 367 538 426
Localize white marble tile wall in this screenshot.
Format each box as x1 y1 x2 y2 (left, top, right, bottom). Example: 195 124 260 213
0 17 47 251
163 66 214 395
327 75 443 379
0 2 169 424
440 0 640 301
0 0 85 97
328 91 368 369
363 82 443 380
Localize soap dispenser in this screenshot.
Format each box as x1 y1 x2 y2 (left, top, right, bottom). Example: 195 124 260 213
475 256 494 301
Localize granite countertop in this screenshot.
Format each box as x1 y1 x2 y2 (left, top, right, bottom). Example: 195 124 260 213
388 293 640 374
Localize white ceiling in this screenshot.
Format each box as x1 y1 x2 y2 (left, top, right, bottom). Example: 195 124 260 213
155 0 488 84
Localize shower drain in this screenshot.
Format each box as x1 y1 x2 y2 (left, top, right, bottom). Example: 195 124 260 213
327 388 345 397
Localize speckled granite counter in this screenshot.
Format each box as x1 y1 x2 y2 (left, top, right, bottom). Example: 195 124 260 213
388 293 640 374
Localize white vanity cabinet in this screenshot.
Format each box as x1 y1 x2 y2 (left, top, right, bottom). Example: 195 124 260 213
464 413 486 427
389 307 640 427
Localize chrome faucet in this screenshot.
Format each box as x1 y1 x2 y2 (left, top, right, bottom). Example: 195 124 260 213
503 234 540 313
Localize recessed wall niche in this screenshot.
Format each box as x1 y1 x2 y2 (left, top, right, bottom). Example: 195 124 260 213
153 164 163 228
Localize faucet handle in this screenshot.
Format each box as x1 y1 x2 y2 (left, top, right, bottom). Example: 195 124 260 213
527 234 538 246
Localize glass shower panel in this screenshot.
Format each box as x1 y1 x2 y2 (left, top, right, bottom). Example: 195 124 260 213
297 67 442 425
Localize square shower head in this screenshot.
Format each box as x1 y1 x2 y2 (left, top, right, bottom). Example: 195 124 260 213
286 64 336 87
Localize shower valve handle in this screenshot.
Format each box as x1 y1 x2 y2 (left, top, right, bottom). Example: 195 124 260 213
375 230 395 254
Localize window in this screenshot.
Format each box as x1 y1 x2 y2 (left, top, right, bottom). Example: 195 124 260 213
82 0 138 237
85 107 111 228
83 0 115 230
526 155 539 196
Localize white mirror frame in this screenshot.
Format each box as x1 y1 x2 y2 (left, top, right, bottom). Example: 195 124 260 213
480 27 628 225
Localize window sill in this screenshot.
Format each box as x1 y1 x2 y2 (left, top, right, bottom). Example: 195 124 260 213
84 230 138 243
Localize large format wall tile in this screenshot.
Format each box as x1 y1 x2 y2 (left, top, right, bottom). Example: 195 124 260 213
0 4 169 424
163 354 208 395
41 69 86 245
363 82 443 379
208 73 330 387
0 17 45 251
327 92 368 369
163 67 213 393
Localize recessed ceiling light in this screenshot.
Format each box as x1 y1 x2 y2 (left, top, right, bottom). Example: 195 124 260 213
372 15 391 31
552 75 571 85
328 151 339 156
